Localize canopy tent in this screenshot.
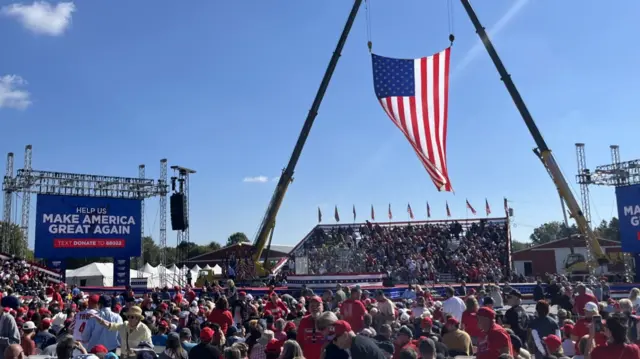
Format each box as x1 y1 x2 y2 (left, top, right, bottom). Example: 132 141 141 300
65 262 221 288
65 263 148 287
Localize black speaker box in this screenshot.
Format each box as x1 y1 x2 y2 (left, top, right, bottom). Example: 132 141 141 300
170 193 188 231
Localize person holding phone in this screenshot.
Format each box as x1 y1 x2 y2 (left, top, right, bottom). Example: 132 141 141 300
589 313 640 359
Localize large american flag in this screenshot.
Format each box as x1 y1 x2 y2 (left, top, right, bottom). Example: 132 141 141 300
372 48 452 191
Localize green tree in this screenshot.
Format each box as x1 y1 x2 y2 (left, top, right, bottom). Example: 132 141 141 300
529 221 579 244
142 236 160 266
208 241 222 251
0 221 29 257
594 217 619 242
226 232 249 246
511 240 531 252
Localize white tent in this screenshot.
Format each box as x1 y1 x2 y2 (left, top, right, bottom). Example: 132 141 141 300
66 263 149 287
212 264 222 275
66 262 221 288
143 263 157 275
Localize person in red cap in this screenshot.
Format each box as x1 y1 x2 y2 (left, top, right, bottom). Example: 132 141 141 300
264 292 289 321
341 287 367 334
543 334 563 357
33 318 56 351
475 307 513 359
89 345 108 355
264 338 283 359
442 316 471 356
297 296 329 359
188 327 221 359
74 295 100 343
561 324 575 356
331 320 387 359
152 320 169 346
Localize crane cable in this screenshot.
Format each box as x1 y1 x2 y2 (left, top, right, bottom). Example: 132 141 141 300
365 0 373 52
365 0 455 52
447 0 456 46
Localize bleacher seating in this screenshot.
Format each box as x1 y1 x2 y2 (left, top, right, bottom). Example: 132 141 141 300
291 219 510 283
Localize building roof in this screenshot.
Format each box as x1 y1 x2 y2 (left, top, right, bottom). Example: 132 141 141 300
512 235 620 254
185 241 292 265
267 244 294 254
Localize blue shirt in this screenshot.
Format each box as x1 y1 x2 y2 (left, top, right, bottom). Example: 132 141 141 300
84 308 123 351
181 342 197 352
151 334 167 346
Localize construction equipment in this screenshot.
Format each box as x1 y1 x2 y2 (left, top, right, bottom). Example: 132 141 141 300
195 269 223 287
250 0 363 276
460 0 608 274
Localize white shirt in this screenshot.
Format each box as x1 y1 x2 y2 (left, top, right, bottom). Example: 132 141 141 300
562 339 575 356
442 296 466 322
72 309 99 341
412 306 427 319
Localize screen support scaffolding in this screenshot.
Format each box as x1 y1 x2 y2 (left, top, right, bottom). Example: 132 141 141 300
1 145 170 286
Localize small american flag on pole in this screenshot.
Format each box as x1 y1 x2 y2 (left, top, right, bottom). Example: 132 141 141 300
407 203 414 220
372 48 453 191
485 198 491 216
466 199 477 215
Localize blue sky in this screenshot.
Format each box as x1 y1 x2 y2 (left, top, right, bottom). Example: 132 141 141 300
1 0 639 251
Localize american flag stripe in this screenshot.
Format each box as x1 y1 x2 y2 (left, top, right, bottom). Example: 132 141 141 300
374 48 452 191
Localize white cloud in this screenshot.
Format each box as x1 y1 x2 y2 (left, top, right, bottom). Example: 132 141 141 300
2 1 75 36
0 75 31 110
453 0 529 77
243 176 268 183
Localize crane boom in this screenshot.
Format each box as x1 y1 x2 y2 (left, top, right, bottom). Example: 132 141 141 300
460 0 607 267
251 0 363 274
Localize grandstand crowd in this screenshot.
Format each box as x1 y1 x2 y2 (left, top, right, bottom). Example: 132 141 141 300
297 220 511 283
1 218 640 359
2 252 640 359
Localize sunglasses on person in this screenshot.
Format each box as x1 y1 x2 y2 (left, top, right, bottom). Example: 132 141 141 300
128 316 139 320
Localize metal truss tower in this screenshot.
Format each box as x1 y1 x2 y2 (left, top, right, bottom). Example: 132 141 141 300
159 159 168 286
575 144 639 281
2 152 14 254
171 165 196 272
137 165 146 277
19 145 32 257
2 146 169 280
575 143 594 269
575 144 592 228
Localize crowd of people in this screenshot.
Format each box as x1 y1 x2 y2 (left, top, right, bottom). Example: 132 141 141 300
294 220 510 283
1 262 640 359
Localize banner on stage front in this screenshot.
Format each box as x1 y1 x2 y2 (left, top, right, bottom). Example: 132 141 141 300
34 195 142 259
616 184 640 252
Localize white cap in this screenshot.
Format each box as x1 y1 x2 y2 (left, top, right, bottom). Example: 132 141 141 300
585 302 599 312
23 321 36 330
